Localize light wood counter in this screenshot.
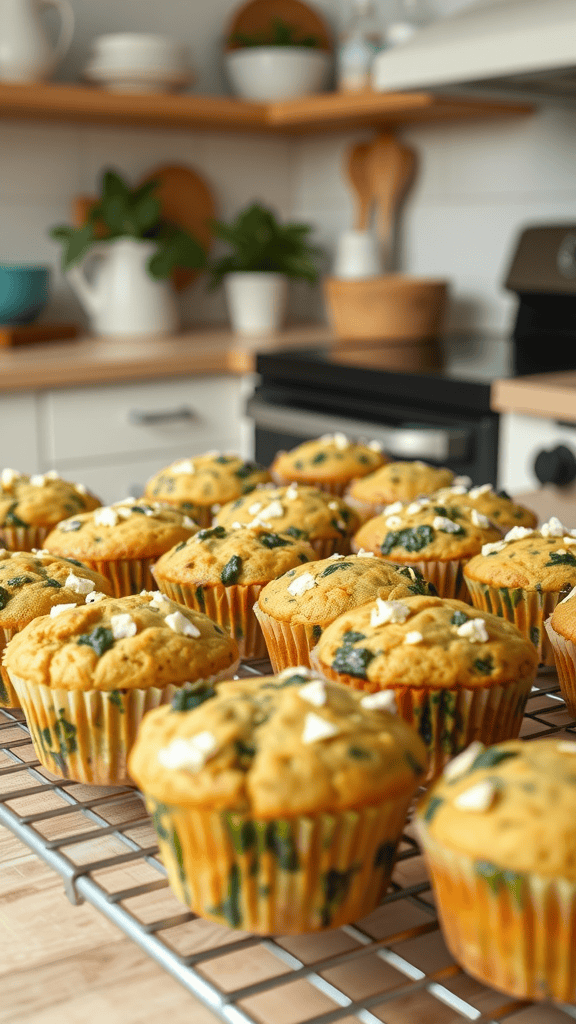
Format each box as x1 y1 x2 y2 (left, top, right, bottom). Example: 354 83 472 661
492 371 576 423
0 324 333 393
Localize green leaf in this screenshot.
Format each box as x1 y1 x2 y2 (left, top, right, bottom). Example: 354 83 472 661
101 169 130 203
56 222 96 271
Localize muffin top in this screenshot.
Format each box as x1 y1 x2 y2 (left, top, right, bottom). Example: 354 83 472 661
144 452 271 510
312 594 538 690
549 588 576 640
353 498 501 562
0 468 100 529
434 483 537 530
417 738 576 880
0 550 113 629
271 434 386 483
464 517 576 593
257 553 436 627
43 500 198 562
3 591 238 692
215 485 360 542
347 461 455 506
153 524 317 587
128 668 428 816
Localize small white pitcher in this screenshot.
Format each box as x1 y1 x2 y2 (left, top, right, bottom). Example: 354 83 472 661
0 0 75 82
66 238 179 337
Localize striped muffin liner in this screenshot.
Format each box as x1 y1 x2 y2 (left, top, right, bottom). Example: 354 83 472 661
342 490 387 524
68 556 157 598
253 605 319 672
0 524 49 553
142 793 413 935
7 662 239 786
376 556 470 603
544 617 576 716
465 578 559 666
154 579 267 660
0 626 19 708
310 651 534 783
310 535 354 559
415 823 576 1003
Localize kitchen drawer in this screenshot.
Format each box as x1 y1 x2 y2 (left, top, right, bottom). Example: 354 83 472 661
41 377 242 464
0 393 39 470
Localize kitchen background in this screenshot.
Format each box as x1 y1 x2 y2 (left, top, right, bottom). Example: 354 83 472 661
3 0 576 381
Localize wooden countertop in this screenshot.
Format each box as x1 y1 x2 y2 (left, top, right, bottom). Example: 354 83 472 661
492 370 576 422
0 324 334 393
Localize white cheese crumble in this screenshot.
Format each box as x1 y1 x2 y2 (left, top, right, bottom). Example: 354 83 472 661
116 506 133 520
562 536 576 546
301 712 341 744
1 468 19 489
456 618 489 643
407 501 425 515
248 501 263 516
148 591 172 612
328 501 339 510
447 485 468 495
85 591 106 603
540 517 565 538
299 680 327 707
471 509 490 529
404 631 424 645
328 552 346 560
503 526 534 542
50 603 77 617
287 572 317 597
75 483 87 495
468 484 493 499
355 548 375 558
164 610 201 637
230 521 244 530
0 548 9 560
182 516 197 530
433 516 461 533
93 507 118 528
158 731 218 771
111 613 138 639
368 439 382 452
285 483 299 501
65 573 95 596
360 690 397 713
454 779 497 812
59 518 83 532
442 741 484 781
370 598 410 627
385 515 403 529
257 500 284 520
44 470 59 480
116 496 136 505
171 459 195 474
333 432 349 450
384 501 404 516
481 541 507 556
30 473 48 487
453 475 472 488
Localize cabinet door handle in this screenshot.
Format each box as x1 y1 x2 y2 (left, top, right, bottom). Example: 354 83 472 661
128 406 198 426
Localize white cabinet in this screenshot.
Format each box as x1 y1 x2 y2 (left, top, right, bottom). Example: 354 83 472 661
0 393 40 470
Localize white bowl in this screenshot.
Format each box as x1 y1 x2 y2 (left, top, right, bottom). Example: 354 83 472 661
90 33 190 75
84 64 194 93
225 47 331 101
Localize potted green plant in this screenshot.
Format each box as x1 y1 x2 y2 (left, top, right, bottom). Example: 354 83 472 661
209 202 322 334
224 16 332 101
49 169 206 337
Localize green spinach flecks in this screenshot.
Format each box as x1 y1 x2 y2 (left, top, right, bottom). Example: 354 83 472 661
4 504 27 527
195 585 206 612
77 626 114 657
0 586 10 609
470 748 518 772
6 575 33 587
473 655 494 675
451 610 468 626
546 551 576 567
221 554 242 585
474 860 524 907
171 682 216 712
319 561 353 577
197 525 226 542
332 643 374 679
258 532 292 548
422 795 444 824
381 525 435 555
530 626 540 647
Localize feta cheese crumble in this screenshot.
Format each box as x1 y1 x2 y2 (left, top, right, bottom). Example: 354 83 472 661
471 509 490 529
433 516 461 534
503 526 534 542
299 680 327 707
455 618 489 643
301 712 340 744
158 731 218 771
442 741 484 781
65 573 95 596
481 541 506 556
50 603 77 617
468 484 492 499
540 517 565 538
404 631 424 645
287 572 317 597
1 468 19 489
93 507 118 528
360 690 397 713
111 613 138 639
171 460 195 474
454 779 497 812
370 598 410 627
384 501 404 516
385 516 403 529
164 610 201 637
85 591 106 603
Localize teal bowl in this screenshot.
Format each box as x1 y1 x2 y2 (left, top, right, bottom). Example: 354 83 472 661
0 264 50 324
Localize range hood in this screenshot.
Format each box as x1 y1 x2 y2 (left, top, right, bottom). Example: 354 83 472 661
372 0 576 102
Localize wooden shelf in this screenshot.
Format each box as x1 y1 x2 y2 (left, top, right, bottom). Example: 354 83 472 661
0 81 533 134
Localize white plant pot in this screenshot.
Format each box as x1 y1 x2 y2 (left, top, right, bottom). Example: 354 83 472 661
225 47 331 101
224 272 288 335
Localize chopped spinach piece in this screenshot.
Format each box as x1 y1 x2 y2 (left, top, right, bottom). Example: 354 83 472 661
0 586 10 609
451 610 468 626
267 820 299 871
475 860 524 907
513 588 525 607
312 624 322 641
312 451 327 464
545 550 576 567
470 748 518 772
347 745 371 760
404 749 425 777
43 578 62 589
357 453 370 464
6 575 33 587
234 739 256 763
195 585 205 612
214 455 233 464
381 524 435 555
130 505 147 514
294 460 304 470
320 866 359 928
396 565 435 595
332 644 374 678
171 682 216 711
227 815 256 853
530 625 540 647
77 626 114 657
235 460 261 479
4 504 27 527
319 561 353 577
285 525 305 539
473 655 494 675
174 540 188 553
258 532 291 548
298 552 309 562
108 690 124 710
221 555 242 585
422 795 444 824
197 525 226 541
213 863 242 928
500 588 514 616
342 630 366 643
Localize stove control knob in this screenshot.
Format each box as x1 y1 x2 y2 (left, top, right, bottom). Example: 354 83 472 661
534 445 576 486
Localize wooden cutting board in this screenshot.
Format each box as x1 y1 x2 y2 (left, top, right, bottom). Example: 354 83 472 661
72 162 217 291
225 0 332 50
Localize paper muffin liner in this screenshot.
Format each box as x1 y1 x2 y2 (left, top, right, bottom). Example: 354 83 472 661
377 556 469 602
0 625 19 708
142 794 413 935
415 824 576 1003
253 605 320 672
0 524 49 553
7 662 239 786
544 617 576 716
342 489 388 524
465 578 560 666
311 535 354 559
310 650 534 783
68 556 157 599
154 579 266 660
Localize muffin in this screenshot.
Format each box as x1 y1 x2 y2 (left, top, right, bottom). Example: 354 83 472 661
345 461 457 522
144 452 271 527
128 667 427 934
0 549 113 709
215 484 360 559
270 434 386 496
254 553 436 672
464 516 576 665
310 594 537 781
545 589 576 714
352 497 501 601
416 738 576 1003
153 524 317 659
2 591 239 785
0 468 101 552
433 482 537 530
42 499 199 598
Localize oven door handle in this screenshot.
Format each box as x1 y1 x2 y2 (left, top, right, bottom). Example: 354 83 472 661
246 397 469 461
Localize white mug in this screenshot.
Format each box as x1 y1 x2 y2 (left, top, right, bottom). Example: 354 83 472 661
333 229 382 279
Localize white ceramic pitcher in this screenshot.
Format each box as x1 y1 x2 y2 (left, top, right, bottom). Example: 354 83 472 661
0 0 75 82
66 238 180 338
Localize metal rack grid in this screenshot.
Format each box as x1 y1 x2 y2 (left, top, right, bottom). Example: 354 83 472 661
1 664 576 1024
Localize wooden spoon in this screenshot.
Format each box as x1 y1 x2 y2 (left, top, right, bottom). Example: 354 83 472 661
368 133 417 266
347 141 374 230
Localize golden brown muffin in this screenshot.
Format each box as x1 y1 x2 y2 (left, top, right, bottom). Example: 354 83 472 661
464 516 576 664
270 433 386 496
153 523 317 659
416 738 576 1003
3 591 239 785
546 590 576 714
144 452 271 527
128 668 427 933
353 497 501 600
0 468 101 551
0 549 113 708
43 499 199 597
254 553 436 671
434 482 537 530
215 484 360 558
311 594 537 780
345 460 456 521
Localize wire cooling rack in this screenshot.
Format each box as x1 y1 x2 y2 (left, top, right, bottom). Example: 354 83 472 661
1 664 576 1024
